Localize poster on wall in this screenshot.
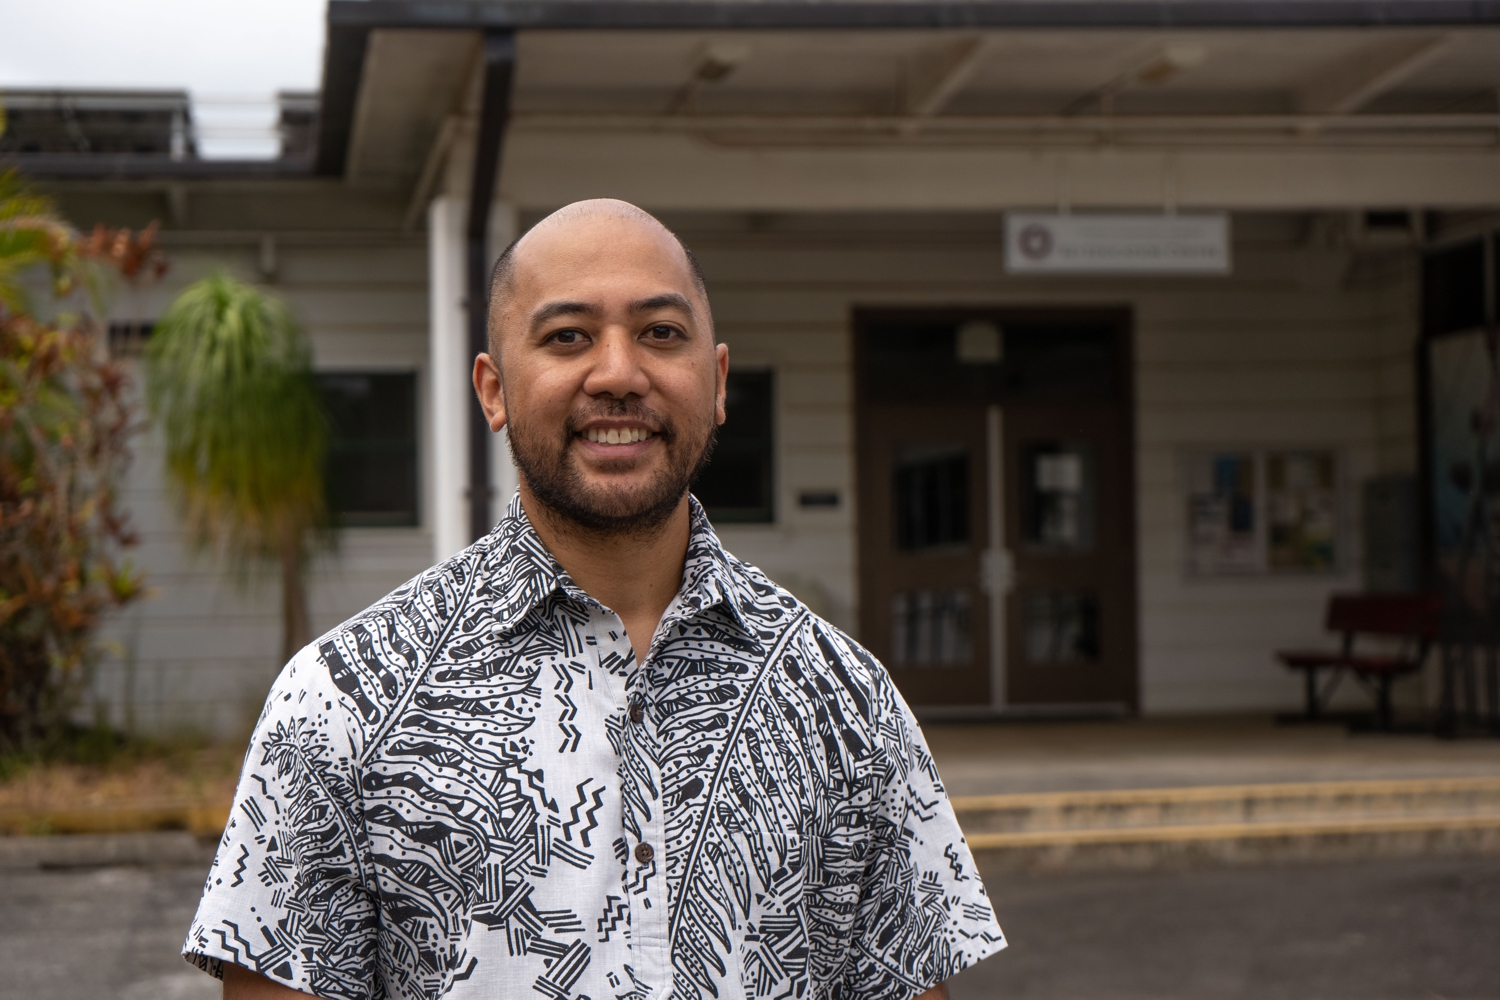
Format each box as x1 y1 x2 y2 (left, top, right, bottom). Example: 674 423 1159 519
1427 328 1500 639
1185 452 1261 574
1267 451 1339 571
1185 449 1340 576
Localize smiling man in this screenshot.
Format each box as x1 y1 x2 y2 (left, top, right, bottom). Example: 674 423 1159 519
184 199 1005 1000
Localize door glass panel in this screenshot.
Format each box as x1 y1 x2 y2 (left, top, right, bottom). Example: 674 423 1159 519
894 444 969 550
1023 591 1100 664
891 590 973 667
1021 441 1096 550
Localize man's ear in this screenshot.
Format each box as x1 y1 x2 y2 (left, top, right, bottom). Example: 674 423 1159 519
473 353 507 431
714 342 729 427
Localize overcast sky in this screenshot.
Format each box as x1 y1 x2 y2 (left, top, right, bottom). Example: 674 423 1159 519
1 0 327 157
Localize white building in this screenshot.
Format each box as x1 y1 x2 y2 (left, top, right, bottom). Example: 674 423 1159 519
7 0 1500 732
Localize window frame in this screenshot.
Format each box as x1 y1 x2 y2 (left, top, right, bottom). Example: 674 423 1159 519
695 367 776 525
315 369 422 529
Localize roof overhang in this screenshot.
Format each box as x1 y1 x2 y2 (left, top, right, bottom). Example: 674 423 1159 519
16 2 1500 204
7 156 314 181
317 0 1500 176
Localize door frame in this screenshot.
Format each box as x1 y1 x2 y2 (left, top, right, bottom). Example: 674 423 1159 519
852 305 1140 717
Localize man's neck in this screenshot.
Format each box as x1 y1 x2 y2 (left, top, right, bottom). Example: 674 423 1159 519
518 486 692 666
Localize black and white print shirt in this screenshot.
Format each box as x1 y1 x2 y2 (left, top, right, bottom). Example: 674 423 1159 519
185 494 1005 1000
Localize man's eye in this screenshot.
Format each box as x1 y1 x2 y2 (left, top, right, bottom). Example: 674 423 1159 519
550 329 584 345
645 325 678 341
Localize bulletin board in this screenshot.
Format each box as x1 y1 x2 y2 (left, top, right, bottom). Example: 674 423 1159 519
1184 449 1340 576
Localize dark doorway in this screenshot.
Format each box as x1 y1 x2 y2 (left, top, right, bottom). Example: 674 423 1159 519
855 308 1138 711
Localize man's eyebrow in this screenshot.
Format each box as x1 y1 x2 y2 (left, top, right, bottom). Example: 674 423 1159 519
629 293 695 317
531 300 602 327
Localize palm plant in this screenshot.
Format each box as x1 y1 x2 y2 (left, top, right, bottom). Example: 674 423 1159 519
144 274 326 663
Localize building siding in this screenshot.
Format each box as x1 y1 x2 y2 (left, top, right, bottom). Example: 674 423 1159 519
93 240 434 737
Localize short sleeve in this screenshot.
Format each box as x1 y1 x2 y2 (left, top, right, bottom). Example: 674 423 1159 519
839 687 1006 1000
183 645 380 1000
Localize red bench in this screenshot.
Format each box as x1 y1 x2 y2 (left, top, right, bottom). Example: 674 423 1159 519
1276 593 1443 731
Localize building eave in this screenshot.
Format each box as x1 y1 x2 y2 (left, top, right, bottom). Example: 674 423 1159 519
2 154 314 181
328 0 1500 32
314 0 1500 176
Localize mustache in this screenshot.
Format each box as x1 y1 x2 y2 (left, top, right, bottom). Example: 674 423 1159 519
563 399 677 443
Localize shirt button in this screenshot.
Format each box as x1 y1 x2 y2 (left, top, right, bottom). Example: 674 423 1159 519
628 701 644 724
635 843 654 864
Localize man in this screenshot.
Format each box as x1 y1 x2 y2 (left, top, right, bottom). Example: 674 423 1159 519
185 199 1005 1000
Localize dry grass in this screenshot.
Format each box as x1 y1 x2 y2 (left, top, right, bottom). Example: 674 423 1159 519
0 743 242 836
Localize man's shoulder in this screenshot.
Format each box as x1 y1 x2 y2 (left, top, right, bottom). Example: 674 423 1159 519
299 536 509 727
724 557 898 727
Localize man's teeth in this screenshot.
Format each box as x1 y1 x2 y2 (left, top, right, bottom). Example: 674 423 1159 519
584 427 653 445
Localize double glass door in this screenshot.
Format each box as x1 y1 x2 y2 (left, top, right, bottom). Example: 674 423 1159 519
858 404 993 706
855 310 1138 711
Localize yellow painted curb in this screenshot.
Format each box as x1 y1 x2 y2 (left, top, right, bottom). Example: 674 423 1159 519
963 812 1500 850
950 775 1500 814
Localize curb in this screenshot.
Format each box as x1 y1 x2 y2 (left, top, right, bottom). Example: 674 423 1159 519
970 820 1500 873
0 831 214 870
954 777 1500 872
949 775 1500 814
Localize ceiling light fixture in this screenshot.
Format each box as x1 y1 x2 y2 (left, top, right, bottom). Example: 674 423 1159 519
691 41 752 84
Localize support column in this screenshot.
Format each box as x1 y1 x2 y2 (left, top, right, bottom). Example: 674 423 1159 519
428 29 517 562
427 194 468 562
426 197 521 563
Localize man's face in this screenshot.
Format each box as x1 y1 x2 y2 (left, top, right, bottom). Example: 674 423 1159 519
477 212 728 535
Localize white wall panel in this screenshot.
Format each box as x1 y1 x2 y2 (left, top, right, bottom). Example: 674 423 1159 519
93 242 435 736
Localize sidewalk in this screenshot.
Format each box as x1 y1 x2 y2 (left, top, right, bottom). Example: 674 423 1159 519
924 715 1500 796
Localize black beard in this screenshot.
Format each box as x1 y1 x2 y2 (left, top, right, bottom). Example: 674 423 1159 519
507 396 718 539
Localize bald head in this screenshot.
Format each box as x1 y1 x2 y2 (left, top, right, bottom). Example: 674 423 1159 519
487 199 708 358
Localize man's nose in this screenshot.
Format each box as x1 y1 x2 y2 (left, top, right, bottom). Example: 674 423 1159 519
582 328 652 399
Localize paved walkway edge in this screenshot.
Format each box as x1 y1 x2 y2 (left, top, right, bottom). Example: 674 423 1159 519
972 822 1500 872
0 832 213 870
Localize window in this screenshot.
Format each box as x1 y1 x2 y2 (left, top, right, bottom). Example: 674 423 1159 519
893 444 969 550
1021 441 1097 552
694 370 774 524
107 321 154 357
316 372 419 527
1422 238 1485 337
1024 591 1101 664
860 315 1121 404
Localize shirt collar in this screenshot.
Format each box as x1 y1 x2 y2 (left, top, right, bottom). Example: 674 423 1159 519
480 491 762 648
662 497 762 647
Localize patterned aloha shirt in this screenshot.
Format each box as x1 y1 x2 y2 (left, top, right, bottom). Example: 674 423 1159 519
184 494 1005 1000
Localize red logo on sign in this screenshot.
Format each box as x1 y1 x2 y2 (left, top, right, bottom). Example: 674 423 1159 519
1018 223 1053 260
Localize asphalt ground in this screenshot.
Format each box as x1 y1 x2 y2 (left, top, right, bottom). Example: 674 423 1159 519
952 855 1500 1000
2 855 1497 1000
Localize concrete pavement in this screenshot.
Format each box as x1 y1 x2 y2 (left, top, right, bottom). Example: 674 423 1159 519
0 864 218 1000
3 855 1497 1000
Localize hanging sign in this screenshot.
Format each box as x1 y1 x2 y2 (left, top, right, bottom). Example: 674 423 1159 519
1005 212 1231 275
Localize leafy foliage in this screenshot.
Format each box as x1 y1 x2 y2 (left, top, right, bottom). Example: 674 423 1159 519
144 274 327 661
0 170 161 751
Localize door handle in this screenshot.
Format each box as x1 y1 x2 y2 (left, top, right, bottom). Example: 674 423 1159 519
980 549 1016 594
